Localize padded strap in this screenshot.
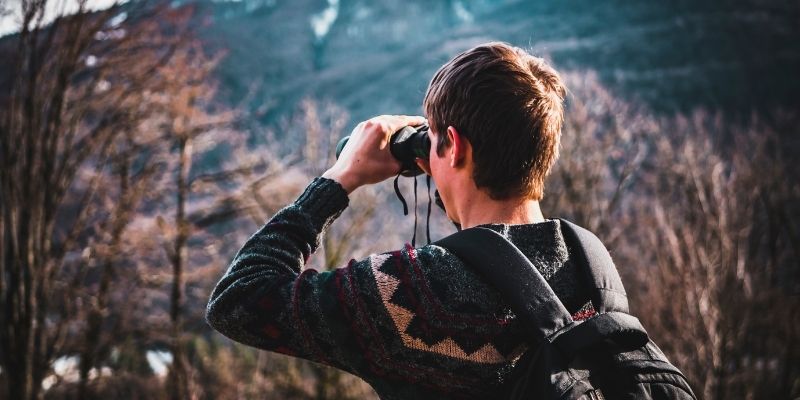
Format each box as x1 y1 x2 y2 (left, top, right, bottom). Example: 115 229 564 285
559 219 629 313
553 311 648 360
435 227 573 342
436 221 644 353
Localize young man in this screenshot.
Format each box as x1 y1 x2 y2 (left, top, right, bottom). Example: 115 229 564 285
206 42 592 399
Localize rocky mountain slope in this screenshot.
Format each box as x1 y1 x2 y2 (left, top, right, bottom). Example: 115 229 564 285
197 0 799 127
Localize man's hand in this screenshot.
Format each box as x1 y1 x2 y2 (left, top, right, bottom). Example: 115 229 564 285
322 115 426 194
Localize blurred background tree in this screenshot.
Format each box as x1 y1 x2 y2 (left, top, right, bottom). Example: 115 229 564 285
0 0 797 399
0 1 200 398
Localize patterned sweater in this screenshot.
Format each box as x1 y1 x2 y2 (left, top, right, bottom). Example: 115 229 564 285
206 177 593 400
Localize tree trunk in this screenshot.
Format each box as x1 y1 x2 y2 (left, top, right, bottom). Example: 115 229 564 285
77 155 130 399
169 135 191 400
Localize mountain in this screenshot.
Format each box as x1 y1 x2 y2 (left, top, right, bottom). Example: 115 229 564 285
2 0 796 129
195 0 800 128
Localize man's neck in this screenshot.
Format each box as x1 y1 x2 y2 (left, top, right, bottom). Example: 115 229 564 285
453 186 545 229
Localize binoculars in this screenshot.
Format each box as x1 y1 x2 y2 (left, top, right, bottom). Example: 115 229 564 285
335 123 431 177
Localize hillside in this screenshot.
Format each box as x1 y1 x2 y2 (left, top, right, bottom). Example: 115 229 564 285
196 0 800 128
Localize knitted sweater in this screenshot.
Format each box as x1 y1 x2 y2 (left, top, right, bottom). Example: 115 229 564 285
206 177 594 400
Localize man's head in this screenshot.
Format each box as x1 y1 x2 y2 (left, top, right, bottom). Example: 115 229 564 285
423 42 566 201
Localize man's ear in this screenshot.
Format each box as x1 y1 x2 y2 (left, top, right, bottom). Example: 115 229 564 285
447 126 468 167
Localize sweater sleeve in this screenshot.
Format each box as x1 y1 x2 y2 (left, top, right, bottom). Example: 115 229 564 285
206 177 528 398
205 177 383 375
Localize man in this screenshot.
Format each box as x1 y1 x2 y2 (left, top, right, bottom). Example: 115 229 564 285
206 42 592 399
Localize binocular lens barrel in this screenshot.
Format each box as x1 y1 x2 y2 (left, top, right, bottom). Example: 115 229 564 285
335 123 430 177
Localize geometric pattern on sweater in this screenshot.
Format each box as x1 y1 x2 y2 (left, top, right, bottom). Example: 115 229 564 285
370 253 513 363
328 259 498 398
207 177 597 400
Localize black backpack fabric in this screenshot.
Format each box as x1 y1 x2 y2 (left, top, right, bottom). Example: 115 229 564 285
435 219 697 400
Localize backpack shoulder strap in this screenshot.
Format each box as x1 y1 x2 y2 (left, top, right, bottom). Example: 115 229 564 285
435 221 649 355
435 227 573 343
558 219 629 313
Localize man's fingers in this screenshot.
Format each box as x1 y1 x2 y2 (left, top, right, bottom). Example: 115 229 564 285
380 120 394 150
363 115 427 150
394 115 427 126
411 116 428 125
382 115 425 129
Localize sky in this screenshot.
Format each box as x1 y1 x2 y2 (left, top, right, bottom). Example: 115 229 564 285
0 0 120 37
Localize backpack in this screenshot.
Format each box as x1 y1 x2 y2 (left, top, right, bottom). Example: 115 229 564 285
435 219 697 400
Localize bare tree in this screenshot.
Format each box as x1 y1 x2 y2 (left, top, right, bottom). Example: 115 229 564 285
0 1 197 398
546 73 800 399
145 40 235 400
75 125 164 399
623 114 799 400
